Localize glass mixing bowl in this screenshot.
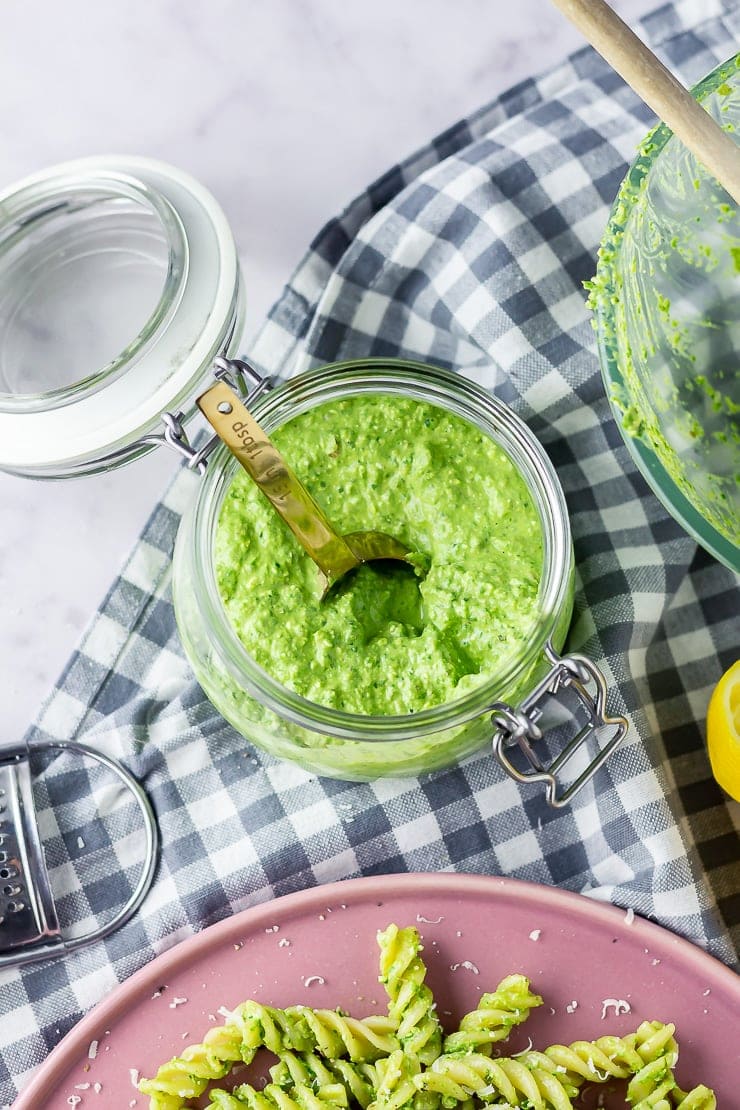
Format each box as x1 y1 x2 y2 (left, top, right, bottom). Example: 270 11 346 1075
589 53 739 572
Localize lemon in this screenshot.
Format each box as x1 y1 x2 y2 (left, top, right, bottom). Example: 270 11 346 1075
706 659 740 802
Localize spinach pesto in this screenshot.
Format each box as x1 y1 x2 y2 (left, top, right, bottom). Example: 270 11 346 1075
214 394 543 717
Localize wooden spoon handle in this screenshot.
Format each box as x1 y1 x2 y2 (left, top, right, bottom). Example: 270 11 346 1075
550 0 740 204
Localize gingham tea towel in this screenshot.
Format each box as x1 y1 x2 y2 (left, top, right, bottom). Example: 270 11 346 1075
2 0 739 1099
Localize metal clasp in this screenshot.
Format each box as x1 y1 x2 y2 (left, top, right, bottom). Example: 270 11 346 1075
144 357 273 475
490 642 628 808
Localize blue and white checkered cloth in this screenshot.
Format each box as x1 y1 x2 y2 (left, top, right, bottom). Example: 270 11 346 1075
2 0 738 1099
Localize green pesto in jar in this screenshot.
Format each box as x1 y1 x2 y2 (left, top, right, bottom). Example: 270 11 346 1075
214 394 543 716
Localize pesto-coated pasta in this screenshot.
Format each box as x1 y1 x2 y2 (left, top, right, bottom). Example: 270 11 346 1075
291 1007 398 1062
418 1051 581 1109
672 1087 717 1109
530 1019 678 1088
139 1003 396 1109
377 925 442 1066
138 923 716 1110
208 1081 348 1110
271 1050 382 1109
442 975 543 1056
370 1049 422 1110
417 1021 682 1110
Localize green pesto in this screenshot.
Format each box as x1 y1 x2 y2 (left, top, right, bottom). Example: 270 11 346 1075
214 395 542 716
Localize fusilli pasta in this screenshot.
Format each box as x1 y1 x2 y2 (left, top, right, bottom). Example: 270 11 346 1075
139 1003 396 1108
137 923 716 1110
377 924 442 1065
271 1050 382 1108
208 1080 348 1110
442 975 543 1056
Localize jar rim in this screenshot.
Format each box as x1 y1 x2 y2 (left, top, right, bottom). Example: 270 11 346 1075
0 156 242 477
0 171 186 413
180 359 574 741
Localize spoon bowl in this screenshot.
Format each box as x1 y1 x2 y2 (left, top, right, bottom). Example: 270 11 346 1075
197 376 422 597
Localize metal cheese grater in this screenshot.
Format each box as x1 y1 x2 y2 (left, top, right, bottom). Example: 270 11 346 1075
0 736 157 970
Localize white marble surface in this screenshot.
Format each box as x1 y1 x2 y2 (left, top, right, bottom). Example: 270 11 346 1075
0 0 658 741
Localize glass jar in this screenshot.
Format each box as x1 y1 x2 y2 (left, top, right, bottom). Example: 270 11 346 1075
0 157 627 804
175 359 584 783
0 156 244 477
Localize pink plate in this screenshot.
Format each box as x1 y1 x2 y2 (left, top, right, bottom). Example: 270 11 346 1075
16 874 740 1108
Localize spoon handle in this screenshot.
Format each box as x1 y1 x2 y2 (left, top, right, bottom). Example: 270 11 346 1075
550 0 740 204
197 380 360 583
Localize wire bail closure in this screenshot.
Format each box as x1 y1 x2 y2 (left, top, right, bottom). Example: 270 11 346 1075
150 357 273 474
491 641 628 807
0 737 158 970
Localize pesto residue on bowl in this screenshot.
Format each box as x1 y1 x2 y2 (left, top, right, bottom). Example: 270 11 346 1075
586 52 740 565
214 394 543 716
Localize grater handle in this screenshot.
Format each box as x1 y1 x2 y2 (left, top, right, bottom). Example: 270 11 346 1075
57 739 159 954
0 738 158 970
0 740 63 967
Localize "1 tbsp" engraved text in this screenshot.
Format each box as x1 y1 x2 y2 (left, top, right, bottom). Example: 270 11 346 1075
232 420 264 457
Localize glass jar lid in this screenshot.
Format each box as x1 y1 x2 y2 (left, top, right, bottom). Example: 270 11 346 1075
0 156 242 477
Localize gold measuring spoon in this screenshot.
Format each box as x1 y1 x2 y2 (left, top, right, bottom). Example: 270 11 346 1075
197 380 419 598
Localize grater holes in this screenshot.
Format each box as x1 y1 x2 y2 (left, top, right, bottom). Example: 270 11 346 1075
6 901 24 913
0 868 10 878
